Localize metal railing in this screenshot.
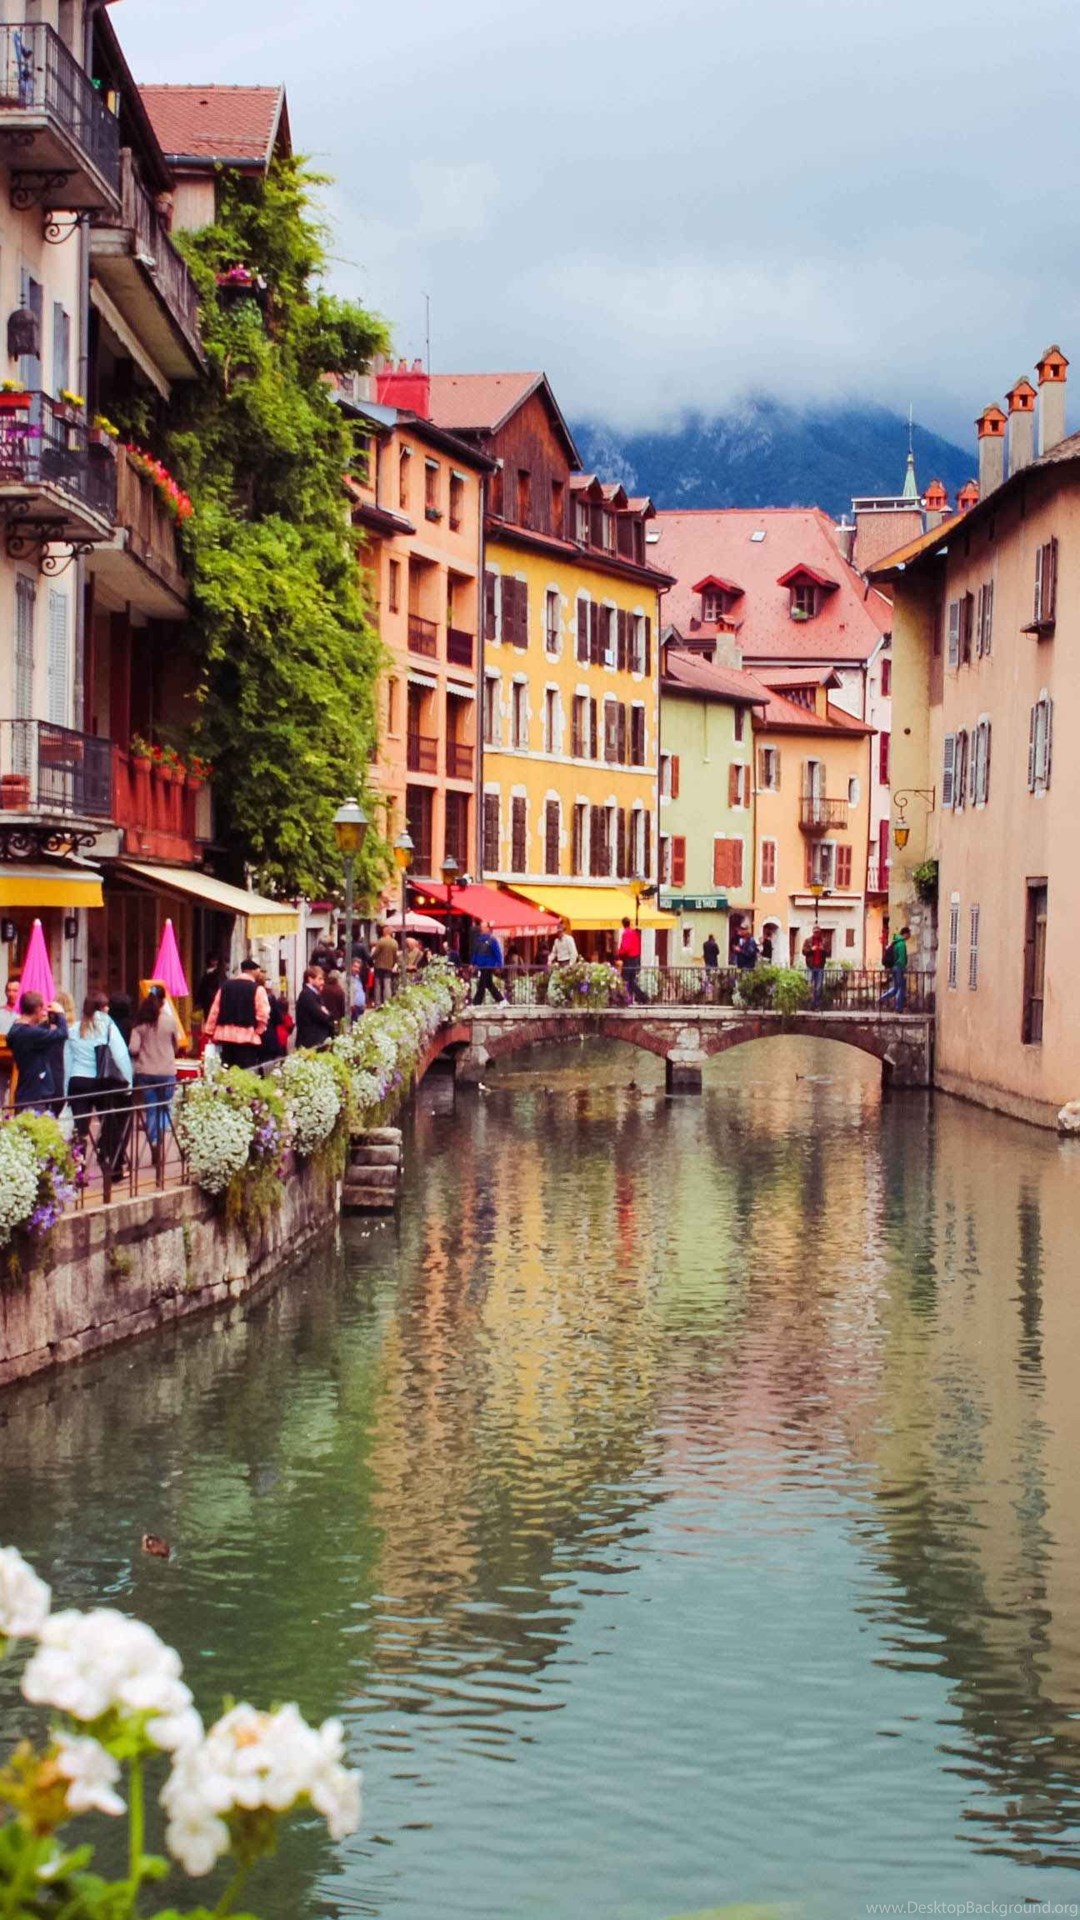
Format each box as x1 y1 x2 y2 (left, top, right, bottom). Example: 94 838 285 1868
799 796 849 832
0 718 113 817
406 732 438 774
456 963 935 1014
408 614 438 657
94 149 203 359
0 391 118 523
445 740 474 779
0 1080 185 1209
866 856 891 894
0 23 120 194
447 626 474 667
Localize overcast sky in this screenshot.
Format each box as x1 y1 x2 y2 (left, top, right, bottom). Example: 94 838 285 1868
117 0 1080 441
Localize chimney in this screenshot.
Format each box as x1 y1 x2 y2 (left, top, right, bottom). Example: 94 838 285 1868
1006 377 1037 475
374 358 431 419
957 480 979 513
832 520 855 563
1036 344 1069 453
923 478 949 528
976 405 1007 497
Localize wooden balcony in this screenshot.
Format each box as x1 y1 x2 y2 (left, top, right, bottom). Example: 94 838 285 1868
799 796 849 834
866 856 890 896
408 614 438 658
447 626 474 668
406 733 438 775
86 448 187 619
446 740 474 780
112 751 211 862
90 149 205 381
0 23 120 213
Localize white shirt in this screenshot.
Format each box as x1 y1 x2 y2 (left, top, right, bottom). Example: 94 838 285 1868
548 933 579 967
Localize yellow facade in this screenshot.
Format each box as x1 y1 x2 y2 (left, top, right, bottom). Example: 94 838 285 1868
480 530 664 931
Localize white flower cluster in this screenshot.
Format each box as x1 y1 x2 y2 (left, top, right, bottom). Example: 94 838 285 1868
161 1701 362 1876
0 1124 40 1248
54 1733 126 1817
173 1086 255 1193
23 1608 200 1753
0 1543 51 1639
280 1053 341 1157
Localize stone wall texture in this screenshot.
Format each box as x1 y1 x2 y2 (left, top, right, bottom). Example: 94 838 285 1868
0 1158 341 1391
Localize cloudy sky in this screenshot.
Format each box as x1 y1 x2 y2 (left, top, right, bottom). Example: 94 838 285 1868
118 0 1080 440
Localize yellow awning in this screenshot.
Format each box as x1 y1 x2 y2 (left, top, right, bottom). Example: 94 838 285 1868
0 865 103 909
509 884 678 932
119 862 300 937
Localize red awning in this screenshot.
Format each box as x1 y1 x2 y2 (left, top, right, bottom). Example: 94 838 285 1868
410 881 560 934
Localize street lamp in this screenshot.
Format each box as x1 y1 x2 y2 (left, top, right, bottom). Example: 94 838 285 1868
393 830 414 970
440 854 460 909
892 787 936 851
332 797 368 962
629 874 654 928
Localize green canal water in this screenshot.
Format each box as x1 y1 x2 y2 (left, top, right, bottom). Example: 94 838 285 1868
3 1037 1080 1919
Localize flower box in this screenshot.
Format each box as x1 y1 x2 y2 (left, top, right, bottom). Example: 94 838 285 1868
0 773 30 809
0 390 30 412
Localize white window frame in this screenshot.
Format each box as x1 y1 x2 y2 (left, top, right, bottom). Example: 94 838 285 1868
948 894 960 989
968 903 980 990
543 685 559 756
511 676 529 750
483 669 501 748
544 587 560 659
1029 692 1053 794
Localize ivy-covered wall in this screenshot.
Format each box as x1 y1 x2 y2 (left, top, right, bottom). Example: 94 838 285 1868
167 159 390 899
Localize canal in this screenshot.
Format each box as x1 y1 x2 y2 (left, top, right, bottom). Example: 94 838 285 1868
2 1036 1080 1919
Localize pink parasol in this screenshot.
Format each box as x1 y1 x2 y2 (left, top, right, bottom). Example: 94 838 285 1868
19 919 55 1003
150 918 190 998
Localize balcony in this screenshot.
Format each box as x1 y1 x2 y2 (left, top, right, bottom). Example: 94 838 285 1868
447 626 474 668
408 613 438 658
112 751 211 863
0 24 120 212
446 741 474 780
0 392 117 545
90 150 205 381
799 796 849 834
0 719 113 824
406 733 438 775
866 855 891 896
85 447 187 618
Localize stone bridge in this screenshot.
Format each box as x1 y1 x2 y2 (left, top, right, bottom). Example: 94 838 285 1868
435 1005 934 1093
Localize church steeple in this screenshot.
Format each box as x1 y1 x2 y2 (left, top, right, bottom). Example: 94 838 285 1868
901 449 918 500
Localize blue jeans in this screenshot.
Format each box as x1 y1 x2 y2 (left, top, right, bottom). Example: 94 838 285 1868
882 969 907 1011
135 1073 176 1147
810 966 825 1008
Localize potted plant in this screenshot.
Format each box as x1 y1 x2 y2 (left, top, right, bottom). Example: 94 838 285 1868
185 752 213 793
57 388 85 425
88 412 120 452
0 772 30 809
0 379 30 413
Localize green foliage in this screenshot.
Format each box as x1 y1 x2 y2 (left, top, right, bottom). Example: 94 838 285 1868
166 157 390 897
913 857 939 904
734 966 810 1015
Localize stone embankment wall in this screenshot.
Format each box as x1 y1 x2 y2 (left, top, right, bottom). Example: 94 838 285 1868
0 1158 341 1391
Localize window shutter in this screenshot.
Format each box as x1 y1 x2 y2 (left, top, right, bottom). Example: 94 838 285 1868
1045 699 1053 789
804 841 815 887
1034 546 1045 623
879 730 890 784
836 845 852 889
982 719 991 802
616 807 627 879
947 599 960 668
577 599 589 663
14 576 36 720
545 800 560 875
671 754 680 798
643 808 652 877
589 600 600 665
484 571 498 641
1048 537 1058 620
968 904 980 990
1028 705 1038 791
761 839 776 888
617 703 627 763
943 732 956 808
482 792 500 872
589 697 598 760
732 839 744 889
954 730 967 809
617 609 627 672
757 747 767 787
47 589 68 728
742 764 751 807
511 796 527 872
728 764 740 806
644 616 651 677
671 836 686 886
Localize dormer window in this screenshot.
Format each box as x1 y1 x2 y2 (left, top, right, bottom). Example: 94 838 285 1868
790 582 817 620
776 563 838 623
575 501 590 542
702 588 728 622
692 574 744 625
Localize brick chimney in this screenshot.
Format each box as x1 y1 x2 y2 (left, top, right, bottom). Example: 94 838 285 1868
957 480 979 513
1036 344 1069 454
375 356 431 419
923 478 949 528
1006 377 1037 475
976 405 1007 497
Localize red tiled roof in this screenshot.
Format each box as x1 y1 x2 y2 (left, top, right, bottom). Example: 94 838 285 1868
756 665 841 690
754 688 875 735
662 650 771 705
651 507 892 662
139 85 287 169
427 372 545 434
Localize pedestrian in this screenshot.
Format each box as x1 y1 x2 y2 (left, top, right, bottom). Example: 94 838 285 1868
471 921 506 1005
881 926 911 1011
760 929 774 963
735 929 759 971
322 967 347 1030
0 976 22 1037
7 991 68 1113
349 958 367 1021
404 935 423 980
194 955 222 1020
295 965 336 1050
64 990 133 1170
108 991 134 1048
370 925 400 1005
547 920 579 968
259 974 293 1061
129 985 179 1159
803 926 828 1009
203 958 270 1069
616 916 646 1003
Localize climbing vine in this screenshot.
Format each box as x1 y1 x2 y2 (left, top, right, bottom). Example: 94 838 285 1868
166 158 390 898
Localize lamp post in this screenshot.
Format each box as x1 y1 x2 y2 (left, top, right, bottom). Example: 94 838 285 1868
393 831 414 974
440 854 460 911
332 797 368 964
892 787 937 850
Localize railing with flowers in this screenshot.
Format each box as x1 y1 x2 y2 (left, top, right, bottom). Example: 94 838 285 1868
123 446 193 524
117 444 188 600
0 1541 362 1913
114 740 212 858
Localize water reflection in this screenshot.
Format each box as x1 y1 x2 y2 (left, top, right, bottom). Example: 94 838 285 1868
1 1037 1079 1918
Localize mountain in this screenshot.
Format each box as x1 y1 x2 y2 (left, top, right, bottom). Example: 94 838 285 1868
571 397 974 522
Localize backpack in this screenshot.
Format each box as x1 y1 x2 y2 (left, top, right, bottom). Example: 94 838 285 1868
883 939 897 969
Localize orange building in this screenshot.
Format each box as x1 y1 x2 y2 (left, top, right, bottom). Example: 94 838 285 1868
348 372 494 881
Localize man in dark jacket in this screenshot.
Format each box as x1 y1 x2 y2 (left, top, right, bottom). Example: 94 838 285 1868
295 966 336 1050
7 991 67 1111
471 923 505 1005
204 959 270 1069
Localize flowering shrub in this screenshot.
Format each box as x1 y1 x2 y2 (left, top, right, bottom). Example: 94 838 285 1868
0 1541 362 1915
733 965 810 1015
126 445 194 523
546 960 626 1010
0 1114 76 1252
279 1053 341 1157
332 973 459 1122
173 1081 254 1195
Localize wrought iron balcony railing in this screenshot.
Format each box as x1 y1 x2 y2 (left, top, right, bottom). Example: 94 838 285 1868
0 391 117 531
799 796 849 833
0 23 120 209
0 718 113 819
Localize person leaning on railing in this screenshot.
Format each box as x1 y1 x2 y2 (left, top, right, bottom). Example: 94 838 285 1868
6 991 68 1113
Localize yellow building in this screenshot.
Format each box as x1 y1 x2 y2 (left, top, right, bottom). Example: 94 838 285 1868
421 373 675 947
